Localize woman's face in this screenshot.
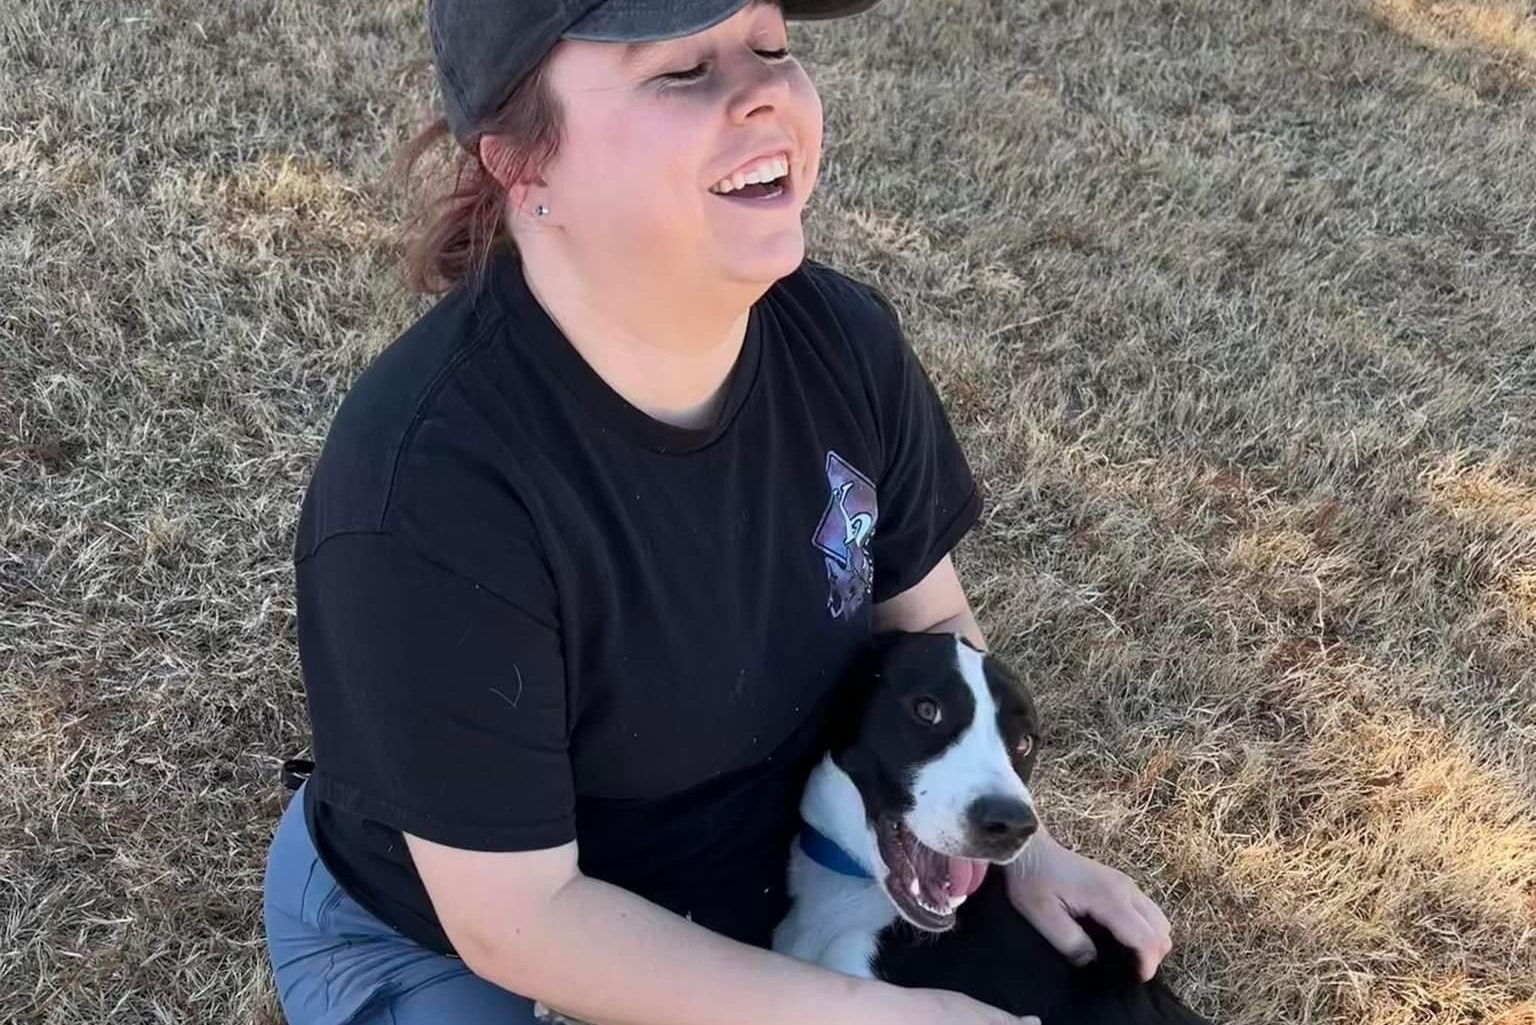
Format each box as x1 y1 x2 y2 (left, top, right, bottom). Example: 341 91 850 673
534 0 823 291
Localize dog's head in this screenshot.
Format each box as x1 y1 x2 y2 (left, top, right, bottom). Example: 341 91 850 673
807 632 1042 932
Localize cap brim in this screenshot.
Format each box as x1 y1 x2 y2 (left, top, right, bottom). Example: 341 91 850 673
782 0 885 19
563 0 757 42
564 0 884 42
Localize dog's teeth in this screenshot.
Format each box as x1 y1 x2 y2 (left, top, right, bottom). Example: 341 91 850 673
908 878 921 898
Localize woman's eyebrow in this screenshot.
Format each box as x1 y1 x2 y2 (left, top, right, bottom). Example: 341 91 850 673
619 1 780 68
620 42 661 69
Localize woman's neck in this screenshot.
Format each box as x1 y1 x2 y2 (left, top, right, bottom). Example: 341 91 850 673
518 253 764 431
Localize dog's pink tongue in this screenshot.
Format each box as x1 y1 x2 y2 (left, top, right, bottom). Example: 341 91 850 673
949 857 988 897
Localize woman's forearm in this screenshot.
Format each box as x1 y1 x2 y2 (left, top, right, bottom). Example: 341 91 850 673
467 872 902 1025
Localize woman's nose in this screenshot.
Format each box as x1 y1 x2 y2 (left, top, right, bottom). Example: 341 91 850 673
726 58 794 123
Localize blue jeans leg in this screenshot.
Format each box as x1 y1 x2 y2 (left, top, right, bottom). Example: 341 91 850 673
262 783 540 1025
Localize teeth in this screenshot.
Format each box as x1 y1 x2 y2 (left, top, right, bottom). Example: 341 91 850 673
709 155 789 194
908 878 921 898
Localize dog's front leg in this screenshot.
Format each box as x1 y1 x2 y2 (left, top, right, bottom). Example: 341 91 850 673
817 931 881 979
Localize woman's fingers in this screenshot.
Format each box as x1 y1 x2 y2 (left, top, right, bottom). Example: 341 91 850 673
1103 896 1173 982
1132 890 1173 949
1022 894 1099 966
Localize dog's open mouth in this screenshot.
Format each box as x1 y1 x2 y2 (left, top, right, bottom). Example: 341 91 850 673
876 818 990 931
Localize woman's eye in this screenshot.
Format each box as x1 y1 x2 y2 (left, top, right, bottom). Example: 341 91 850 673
913 698 942 725
663 63 709 82
661 49 791 83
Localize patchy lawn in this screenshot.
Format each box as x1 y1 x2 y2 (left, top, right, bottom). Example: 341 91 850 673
2 0 1532 1021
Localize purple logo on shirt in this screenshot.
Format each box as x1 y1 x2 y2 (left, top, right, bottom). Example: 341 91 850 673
812 451 878 620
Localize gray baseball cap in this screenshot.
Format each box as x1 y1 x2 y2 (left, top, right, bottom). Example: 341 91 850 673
428 0 885 146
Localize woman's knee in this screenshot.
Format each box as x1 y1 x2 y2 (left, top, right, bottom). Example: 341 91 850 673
362 968 541 1025
272 943 539 1025
263 788 539 1025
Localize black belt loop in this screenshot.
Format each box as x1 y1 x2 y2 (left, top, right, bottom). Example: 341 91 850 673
281 757 315 792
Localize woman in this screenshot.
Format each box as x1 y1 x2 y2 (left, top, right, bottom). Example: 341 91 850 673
262 1 1175 1023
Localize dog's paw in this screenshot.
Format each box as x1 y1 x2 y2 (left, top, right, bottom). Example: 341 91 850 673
532 1000 597 1025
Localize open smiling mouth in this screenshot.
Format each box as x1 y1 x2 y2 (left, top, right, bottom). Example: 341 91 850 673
708 156 792 204
715 175 786 200
709 176 789 205
876 817 991 932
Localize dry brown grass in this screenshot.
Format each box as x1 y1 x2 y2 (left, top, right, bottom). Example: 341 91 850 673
3 0 1534 1022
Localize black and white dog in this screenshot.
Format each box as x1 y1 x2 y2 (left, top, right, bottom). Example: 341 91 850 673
772 632 1215 1025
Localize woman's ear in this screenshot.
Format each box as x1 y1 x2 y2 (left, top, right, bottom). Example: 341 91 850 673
477 133 517 187
478 134 541 217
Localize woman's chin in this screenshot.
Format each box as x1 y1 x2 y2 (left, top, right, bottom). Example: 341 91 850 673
718 233 806 286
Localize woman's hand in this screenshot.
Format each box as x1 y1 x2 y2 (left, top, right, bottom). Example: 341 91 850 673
1005 830 1172 983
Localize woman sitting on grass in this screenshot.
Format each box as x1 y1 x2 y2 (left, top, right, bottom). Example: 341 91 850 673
262 1 1174 1022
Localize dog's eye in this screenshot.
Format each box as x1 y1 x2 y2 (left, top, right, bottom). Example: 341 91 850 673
912 697 942 725
1015 736 1034 757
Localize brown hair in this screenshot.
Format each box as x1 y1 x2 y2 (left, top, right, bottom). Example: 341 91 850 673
390 59 564 295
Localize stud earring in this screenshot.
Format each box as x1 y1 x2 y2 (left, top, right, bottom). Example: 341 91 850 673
535 204 549 217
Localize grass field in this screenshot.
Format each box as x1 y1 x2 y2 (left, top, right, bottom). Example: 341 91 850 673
3 0 1534 1022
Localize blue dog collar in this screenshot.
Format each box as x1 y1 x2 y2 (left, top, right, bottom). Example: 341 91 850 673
798 824 874 880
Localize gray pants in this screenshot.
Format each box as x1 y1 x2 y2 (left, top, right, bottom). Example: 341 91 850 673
263 783 539 1024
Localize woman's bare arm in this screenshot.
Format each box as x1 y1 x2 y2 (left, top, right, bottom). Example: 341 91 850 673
872 555 985 649
406 834 1035 1025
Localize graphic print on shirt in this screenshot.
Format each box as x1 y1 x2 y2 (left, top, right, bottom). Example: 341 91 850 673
812 451 879 620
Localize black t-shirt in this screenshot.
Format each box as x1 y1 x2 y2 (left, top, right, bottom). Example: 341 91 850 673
294 246 981 957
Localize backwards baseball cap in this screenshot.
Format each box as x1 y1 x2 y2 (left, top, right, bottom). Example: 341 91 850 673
428 0 885 146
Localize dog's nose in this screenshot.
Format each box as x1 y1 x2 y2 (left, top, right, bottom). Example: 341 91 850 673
967 795 1038 844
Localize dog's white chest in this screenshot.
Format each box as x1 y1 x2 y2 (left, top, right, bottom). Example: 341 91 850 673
772 848 897 978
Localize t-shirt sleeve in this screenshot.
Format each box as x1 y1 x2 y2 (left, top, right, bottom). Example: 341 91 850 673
859 286 984 604
296 527 575 852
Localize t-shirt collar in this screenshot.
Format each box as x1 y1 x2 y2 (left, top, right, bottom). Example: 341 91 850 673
485 248 766 456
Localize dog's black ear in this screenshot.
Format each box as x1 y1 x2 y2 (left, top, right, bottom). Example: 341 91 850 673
854 630 919 693
825 634 900 754
867 629 911 656
981 650 1044 781
981 649 1036 708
